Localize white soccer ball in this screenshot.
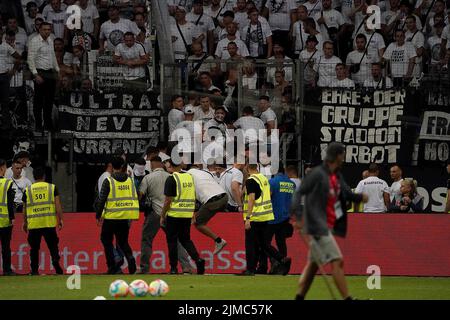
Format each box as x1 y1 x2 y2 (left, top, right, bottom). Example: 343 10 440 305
129 280 149 297
94 296 106 300
109 280 129 298
148 279 169 297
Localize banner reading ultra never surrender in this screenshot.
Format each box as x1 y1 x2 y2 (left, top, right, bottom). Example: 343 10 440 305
303 88 416 165
58 90 161 162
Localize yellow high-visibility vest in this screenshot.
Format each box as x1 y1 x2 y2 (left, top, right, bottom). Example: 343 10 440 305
25 182 57 230
243 173 275 222
0 178 13 228
167 172 196 218
103 177 139 220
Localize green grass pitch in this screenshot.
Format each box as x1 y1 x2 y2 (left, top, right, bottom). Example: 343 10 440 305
0 275 449 300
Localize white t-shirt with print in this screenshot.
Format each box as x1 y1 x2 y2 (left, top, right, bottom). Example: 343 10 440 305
80 4 100 35
100 18 141 51
427 35 442 64
383 42 417 78
114 42 147 80
355 176 390 213
265 0 297 31
215 37 249 59
45 9 68 39
314 55 342 87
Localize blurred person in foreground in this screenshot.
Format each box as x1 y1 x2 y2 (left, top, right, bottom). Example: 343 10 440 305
291 142 368 300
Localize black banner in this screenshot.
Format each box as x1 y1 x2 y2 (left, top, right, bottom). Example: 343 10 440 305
58 90 161 162
418 89 450 165
303 89 416 165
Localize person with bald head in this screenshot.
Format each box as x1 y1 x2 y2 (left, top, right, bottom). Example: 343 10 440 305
389 165 403 202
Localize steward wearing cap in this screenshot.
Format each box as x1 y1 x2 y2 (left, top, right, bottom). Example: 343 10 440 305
23 167 64 275
0 159 16 276
96 156 139 274
160 159 205 275
239 163 292 276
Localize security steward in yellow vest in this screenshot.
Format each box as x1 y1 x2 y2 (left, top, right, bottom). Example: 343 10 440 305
96 157 139 274
0 159 16 276
239 164 292 276
23 167 64 275
160 160 205 275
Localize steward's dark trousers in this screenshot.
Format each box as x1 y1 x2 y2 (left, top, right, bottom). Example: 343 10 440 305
140 211 191 273
257 220 291 272
27 227 61 273
245 221 284 273
0 226 13 272
101 219 136 273
165 216 200 270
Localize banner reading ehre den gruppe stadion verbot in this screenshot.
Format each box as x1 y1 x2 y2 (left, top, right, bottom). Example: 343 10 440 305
58 90 161 161
303 89 415 165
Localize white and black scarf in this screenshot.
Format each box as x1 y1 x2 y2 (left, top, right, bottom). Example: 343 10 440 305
246 22 265 57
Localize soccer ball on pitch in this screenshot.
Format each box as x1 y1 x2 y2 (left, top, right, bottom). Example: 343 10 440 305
148 279 169 297
109 280 129 298
129 280 149 297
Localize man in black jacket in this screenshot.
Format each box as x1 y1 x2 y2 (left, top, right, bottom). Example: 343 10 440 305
291 142 368 300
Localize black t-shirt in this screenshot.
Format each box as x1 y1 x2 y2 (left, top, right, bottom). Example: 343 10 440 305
164 176 177 197
22 186 59 203
246 178 262 200
447 179 450 190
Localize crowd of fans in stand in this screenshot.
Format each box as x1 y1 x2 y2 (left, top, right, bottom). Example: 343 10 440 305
1 0 450 132
0 0 152 131
171 0 450 93
1 1 449 205
165 0 450 148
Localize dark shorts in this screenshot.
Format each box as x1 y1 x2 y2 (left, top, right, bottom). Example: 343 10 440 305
194 193 228 226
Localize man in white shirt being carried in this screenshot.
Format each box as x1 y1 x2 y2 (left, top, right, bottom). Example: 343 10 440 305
355 163 391 213
188 163 229 254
